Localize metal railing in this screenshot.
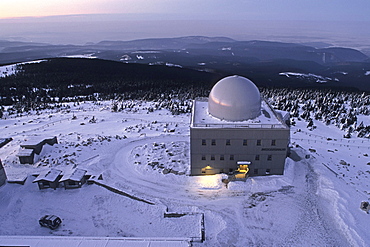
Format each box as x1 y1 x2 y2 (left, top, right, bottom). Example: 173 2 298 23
192 123 287 129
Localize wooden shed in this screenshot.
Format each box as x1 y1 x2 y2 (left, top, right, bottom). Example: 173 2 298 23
59 168 88 189
33 169 62 190
17 148 35 164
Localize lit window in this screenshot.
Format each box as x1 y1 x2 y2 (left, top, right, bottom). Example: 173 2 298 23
271 140 276 146
201 155 206 160
220 155 224 160
211 139 216 146
267 155 272 161
230 154 234 160
226 139 231 145
211 155 215 160
243 139 248 146
202 139 206 145
257 140 261 146
255 155 260 161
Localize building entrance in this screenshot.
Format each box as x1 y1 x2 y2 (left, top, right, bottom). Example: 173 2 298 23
201 165 216 175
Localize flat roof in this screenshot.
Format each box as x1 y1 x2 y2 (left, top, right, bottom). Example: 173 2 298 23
17 148 34 156
191 99 288 129
21 136 57 147
0 236 191 247
21 136 47 146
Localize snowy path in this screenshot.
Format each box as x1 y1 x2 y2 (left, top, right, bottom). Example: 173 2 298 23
282 149 347 246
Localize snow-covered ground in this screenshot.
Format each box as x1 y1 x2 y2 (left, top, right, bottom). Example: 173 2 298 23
279 72 337 83
0 60 47 78
0 100 369 246
60 54 97 59
0 64 17 78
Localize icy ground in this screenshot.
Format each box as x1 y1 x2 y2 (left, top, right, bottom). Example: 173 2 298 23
0 101 369 246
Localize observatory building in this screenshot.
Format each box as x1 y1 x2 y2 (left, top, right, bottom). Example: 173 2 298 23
190 75 290 176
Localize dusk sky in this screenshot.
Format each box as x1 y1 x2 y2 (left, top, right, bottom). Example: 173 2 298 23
1 0 369 21
0 1 369 46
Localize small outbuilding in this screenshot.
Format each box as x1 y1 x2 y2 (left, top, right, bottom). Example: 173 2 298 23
33 169 62 190
18 136 58 164
17 148 35 164
59 168 88 189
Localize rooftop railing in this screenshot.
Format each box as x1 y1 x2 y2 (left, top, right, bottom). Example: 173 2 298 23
191 123 287 129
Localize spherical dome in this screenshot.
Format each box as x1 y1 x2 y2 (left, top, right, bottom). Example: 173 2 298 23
208 75 261 121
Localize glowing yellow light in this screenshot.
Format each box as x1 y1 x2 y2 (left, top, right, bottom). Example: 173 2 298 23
196 175 221 189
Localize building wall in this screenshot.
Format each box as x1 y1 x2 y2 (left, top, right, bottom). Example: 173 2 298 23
0 160 6 186
19 153 35 164
190 127 290 176
37 180 60 190
63 177 86 189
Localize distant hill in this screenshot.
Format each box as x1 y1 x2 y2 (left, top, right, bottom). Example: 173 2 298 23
0 58 223 105
96 36 236 50
0 36 369 93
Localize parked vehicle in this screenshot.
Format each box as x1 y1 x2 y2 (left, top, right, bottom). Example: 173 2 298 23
39 215 62 230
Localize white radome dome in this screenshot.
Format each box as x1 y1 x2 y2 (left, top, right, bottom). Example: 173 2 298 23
208 75 261 121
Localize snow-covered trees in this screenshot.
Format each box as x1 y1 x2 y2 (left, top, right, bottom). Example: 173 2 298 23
262 88 370 138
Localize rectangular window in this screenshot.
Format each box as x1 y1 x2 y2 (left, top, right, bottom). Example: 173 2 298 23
230 154 234 160
202 139 206 146
271 140 276 146
226 139 231 146
267 155 272 161
211 155 215 160
254 169 258 175
243 139 248 146
201 155 206 160
257 140 261 146
211 139 216 146
255 155 260 161
220 155 224 160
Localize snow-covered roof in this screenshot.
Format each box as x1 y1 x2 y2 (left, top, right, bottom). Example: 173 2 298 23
59 168 87 182
0 138 12 148
208 75 261 121
21 136 50 146
0 236 191 247
192 99 287 129
33 169 62 182
17 148 34 157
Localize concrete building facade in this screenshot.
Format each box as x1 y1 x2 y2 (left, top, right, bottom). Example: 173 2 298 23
190 75 290 176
